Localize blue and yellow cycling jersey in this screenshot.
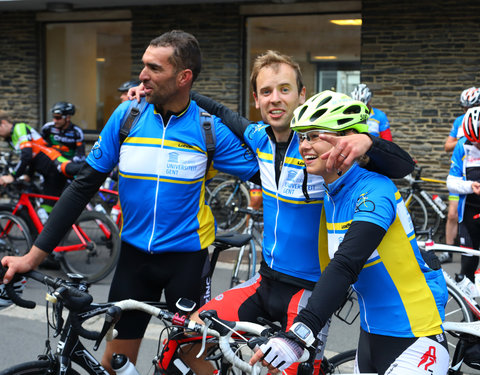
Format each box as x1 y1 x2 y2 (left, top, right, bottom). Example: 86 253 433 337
87 100 258 253
367 107 390 138
321 164 446 337
243 122 325 282
447 136 480 222
449 114 465 139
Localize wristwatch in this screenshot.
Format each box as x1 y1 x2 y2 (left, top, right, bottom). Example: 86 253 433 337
289 322 315 347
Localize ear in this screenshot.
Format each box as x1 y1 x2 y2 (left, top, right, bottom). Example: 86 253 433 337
253 91 260 109
298 86 306 105
177 69 193 88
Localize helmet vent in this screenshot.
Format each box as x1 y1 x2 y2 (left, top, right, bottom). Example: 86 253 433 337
343 105 361 114
337 118 353 125
317 96 332 108
311 108 327 122
297 106 308 120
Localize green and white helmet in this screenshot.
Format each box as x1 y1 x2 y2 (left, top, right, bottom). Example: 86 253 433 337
290 90 369 133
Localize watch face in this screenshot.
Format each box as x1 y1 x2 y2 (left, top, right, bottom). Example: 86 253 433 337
294 324 310 339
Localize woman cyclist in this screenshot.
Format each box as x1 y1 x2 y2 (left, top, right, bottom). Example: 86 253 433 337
250 91 449 375
447 107 480 283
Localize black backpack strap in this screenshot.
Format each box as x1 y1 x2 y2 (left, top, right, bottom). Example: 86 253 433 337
200 110 215 173
119 98 148 145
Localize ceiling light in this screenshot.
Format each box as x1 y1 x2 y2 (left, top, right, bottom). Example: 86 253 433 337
96 58 106 62
330 19 362 26
312 56 337 60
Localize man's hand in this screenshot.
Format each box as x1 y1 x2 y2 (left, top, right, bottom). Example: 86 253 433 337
0 174 15 186
127 83 145 103
472 181 480 195
1 246 48 284
318 133 373 173
249 337 304 373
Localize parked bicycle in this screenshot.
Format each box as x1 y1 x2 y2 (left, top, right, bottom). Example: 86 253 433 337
398 164 447 239
0 184 120 283
0 264 361 375
229 207 263 287
208 178 251 232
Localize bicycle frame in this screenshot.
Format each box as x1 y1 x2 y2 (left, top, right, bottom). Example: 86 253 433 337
10 191 114 255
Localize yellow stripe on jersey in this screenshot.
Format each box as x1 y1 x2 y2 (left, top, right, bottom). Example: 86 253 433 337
318 208 330 272
377 215 443 337
326 220 352 232
197 181 216 249
125 137 204 153
119 172 205 185
263 189 323 205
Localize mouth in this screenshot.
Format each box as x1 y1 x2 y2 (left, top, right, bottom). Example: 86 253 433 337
269 109 285 119
303 154 318 164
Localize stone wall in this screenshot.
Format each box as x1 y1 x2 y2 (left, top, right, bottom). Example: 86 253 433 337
0 11 40 127
362 0 480 188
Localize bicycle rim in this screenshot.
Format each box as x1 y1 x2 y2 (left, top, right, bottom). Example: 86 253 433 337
208 180 250 232
323 349 356 374
58 211 120 283
0 360 54 375
445 283 474 359
0 211 32 257
406 194 429 235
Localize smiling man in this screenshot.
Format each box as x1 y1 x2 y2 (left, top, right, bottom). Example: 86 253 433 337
1 30 259 375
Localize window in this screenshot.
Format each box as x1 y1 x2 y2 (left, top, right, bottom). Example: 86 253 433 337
245 13 361 121
45 21 131 132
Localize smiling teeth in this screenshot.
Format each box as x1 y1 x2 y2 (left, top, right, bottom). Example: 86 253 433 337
305 155 317 160
271 110 282 114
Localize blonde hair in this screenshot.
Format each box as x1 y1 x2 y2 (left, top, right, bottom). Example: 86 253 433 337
250 50 304 95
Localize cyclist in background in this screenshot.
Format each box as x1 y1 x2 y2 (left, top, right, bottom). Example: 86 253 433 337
127 51 416 375
447 107 480 283
440 87 480 264
0 110 83 197
41 102 85 163
118 79 141 103
1 30 260 375
351 83 393 141
251 91 449 375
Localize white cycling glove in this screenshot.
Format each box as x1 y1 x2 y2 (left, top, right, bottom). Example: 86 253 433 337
259 337 304 372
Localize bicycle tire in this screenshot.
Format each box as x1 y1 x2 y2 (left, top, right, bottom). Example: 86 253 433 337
230 238 256 288
0 203 37 240
445 283 474 358
0 360 60 375
208 180 250 232
58 210 120 283
323 349 356 374
0 211 33 257
404 193 429 234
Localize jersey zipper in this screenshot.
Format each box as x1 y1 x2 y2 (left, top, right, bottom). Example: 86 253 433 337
147 116 169 253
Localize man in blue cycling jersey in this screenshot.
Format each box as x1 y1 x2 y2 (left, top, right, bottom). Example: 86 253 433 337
1 30 260 375
251 91 449 375
126 51 414 375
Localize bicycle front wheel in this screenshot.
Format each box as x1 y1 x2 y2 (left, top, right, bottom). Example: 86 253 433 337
0 360 55 375
0 211 32 257
58 211 120 283
323 349 356 374
208 180 250 232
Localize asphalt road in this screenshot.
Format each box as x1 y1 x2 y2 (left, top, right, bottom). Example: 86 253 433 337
1 251 477 374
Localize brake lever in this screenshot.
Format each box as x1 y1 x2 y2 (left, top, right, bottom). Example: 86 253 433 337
93 306 122 351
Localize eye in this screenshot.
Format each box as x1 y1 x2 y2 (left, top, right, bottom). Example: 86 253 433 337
309 132 320 141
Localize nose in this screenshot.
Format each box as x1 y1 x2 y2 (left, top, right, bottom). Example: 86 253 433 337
269 88 281 103
139 68 148 82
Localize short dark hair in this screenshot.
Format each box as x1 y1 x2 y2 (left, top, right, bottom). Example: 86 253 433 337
250 50 304 95
150 30 202 83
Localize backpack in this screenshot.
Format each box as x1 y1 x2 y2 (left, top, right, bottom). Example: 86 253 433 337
119 99 216 172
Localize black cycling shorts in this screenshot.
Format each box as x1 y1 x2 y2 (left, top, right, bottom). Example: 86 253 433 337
109 241 208 339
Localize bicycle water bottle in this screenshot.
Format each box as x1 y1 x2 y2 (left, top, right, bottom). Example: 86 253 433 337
111 203 121 224
111 353 140 375
37 207 49 224
432 194 447 211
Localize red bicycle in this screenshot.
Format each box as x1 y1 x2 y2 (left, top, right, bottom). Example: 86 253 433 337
1 187 120 283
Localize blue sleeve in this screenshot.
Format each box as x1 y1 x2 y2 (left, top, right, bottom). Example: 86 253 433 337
211 116 259 181
450 116 463 138
449 138 465 178
352 176 396 231
86 101 130 173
